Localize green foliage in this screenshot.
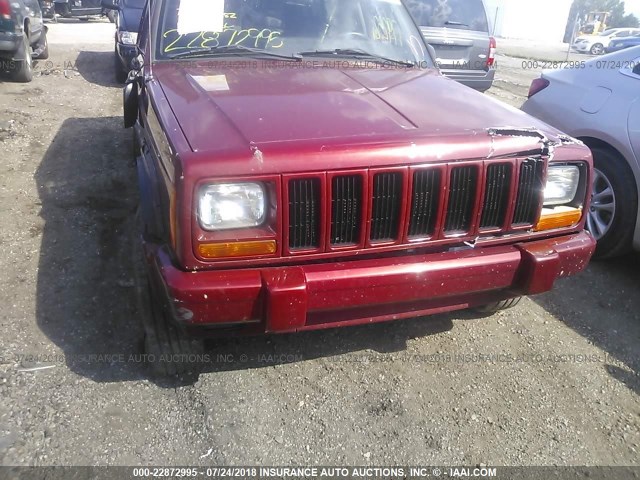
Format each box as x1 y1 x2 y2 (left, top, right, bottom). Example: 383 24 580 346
564 0 639 42
617 13 640 27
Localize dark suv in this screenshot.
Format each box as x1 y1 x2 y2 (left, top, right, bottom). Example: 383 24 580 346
0 0 48 82
102 0 145 82
405 0 496 92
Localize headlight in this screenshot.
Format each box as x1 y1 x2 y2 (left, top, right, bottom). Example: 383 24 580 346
118 31 138 45
198 183 266 231
543 165 580 206
535 164 584 232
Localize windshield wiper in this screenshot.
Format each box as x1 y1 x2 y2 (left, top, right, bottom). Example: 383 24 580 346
444 20 469 27
298 48 415 67
168 44 302 61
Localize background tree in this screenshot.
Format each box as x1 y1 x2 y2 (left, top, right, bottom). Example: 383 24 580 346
563 0 639 42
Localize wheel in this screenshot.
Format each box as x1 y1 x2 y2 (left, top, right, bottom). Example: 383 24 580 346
12 33 33 82
590 43 604 55
34 29 49 60
131 211 204 379
474 297 522 313
114 49 127 83
143 286 205 379
587 147 638 259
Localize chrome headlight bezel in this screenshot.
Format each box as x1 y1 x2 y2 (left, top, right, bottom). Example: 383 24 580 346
197 182 266 231
543 165 582 207
118 31 138 45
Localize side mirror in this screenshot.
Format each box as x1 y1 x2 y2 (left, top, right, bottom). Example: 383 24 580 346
101 0 119 10
123 80 139 128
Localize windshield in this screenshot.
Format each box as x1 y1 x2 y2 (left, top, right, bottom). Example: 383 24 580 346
600 29 616 36
404 0 489 32
156 0 431 65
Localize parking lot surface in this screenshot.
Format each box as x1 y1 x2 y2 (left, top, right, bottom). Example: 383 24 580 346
0 21 639 466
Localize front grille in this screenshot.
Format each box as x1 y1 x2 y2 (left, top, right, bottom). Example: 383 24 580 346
288 178 321 250
444 166 478 233
512 158 545 225
480 163 512 229
370 172 402 242
283 156 548 255
331 175 363 245
408 169 441 238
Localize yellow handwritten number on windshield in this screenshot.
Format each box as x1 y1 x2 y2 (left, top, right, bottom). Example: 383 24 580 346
163 28 284 53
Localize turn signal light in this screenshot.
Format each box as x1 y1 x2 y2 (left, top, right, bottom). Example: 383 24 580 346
534 207 582 232
198 240 277 259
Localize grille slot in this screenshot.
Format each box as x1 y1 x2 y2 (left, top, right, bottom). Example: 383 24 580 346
370 172 403 242
480 163 512 229
331 175 363 245
512 159 545 225
284 159 540 256
444 166 478 233
408 169 441 238
288 178 321 250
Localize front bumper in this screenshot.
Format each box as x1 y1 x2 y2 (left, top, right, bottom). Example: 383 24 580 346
116 42 136 70
571 44 590 53
147 231 595 334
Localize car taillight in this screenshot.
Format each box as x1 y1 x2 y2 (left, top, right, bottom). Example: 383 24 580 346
528 77 550 98
0 0 11 19
487 36 496 67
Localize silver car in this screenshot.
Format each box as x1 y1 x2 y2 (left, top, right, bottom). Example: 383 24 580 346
572 28 640 55
522 47 640 258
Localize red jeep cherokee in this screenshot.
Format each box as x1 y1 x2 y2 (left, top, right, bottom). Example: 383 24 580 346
122 0 596 376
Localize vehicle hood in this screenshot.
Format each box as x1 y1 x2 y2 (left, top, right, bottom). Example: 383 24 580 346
120 7 142 33
154 62 563 159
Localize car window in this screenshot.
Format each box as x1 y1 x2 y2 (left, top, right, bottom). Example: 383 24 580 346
404 0 489 32
156 0 431 64
614 30 629 37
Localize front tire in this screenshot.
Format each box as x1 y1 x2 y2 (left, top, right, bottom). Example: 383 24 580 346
590 43 604 55
131 211 203 379
143 282 205 378
34 29 49 60
587 147 638 259
12 34 33 83
475 297 522 313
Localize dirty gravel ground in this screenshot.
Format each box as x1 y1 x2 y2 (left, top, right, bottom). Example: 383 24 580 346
0 21 638 467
